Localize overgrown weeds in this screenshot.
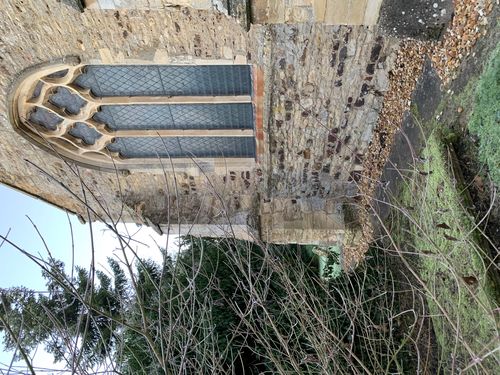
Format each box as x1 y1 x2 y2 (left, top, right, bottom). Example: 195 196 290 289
1 129 498 374
1 57 499 372
379 129 499 374
1 230 437 374
468 45 500 185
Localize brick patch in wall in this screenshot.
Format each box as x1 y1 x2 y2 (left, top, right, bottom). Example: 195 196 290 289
253 66 265 162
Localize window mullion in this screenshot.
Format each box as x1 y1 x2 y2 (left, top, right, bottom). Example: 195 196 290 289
110 129 254 138
94 95 252 105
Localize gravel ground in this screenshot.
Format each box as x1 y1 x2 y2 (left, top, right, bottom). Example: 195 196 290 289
344 0 496 268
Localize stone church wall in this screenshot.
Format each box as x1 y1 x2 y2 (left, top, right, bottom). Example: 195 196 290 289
0 0 402 244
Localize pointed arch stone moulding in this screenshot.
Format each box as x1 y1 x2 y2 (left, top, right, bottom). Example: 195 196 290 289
10 57 258 172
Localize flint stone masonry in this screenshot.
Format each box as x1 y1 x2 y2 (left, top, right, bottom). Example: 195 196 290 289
84 0 256 29
259 24 395 200
83 0 218 10
83 0 251 29
1 0 253 230
85 0 384 27
255 23 397 244
251 0 384 25
0 0 403 245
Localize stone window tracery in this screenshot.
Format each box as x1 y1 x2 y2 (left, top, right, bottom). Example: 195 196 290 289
11 61 256 170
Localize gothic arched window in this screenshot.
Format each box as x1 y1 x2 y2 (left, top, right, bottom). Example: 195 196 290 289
11 60 256 170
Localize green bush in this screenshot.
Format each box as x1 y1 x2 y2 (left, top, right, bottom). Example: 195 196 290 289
2 236 425 374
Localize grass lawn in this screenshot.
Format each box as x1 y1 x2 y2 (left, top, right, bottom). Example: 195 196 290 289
468 46 500 185
394 131 499 373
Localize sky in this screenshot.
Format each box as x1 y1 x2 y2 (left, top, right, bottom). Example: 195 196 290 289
0 183 174 373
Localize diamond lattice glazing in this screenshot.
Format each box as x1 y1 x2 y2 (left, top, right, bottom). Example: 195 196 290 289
29 107 63 130
74 65 252 97
107 136 255 159
68 123 102 145
93 103 253 130
23 64 256 164
49 87 86 115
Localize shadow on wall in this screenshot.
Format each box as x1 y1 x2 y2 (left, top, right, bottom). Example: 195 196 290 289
61 0 85 11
